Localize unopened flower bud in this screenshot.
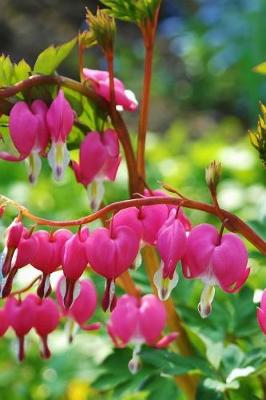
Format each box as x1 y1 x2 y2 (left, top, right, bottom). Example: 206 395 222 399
205 160 222 194
86 8 116 55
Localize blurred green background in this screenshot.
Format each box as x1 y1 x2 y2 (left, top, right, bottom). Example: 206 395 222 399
0 0 266 399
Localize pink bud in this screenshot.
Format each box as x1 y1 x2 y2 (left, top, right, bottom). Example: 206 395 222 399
47 90 74 181
31 229 72 297
257 290 266 334
6 295 36 361
181 224 249 318
71 130 121 211
87 225 139 311
83 69 138 112
61 227 90 309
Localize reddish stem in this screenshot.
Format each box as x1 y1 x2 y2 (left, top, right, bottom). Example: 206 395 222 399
137 6 160 188
8 195 265 254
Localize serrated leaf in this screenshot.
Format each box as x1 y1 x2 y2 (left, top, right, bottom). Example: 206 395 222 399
0 55 14 86
33 37 77 74
13 59 31 82
253 62 266 75
101 0 161 25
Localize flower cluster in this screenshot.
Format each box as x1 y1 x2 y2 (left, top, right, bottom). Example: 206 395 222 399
0 277 99 361
0 191 252 365
0 69 137 210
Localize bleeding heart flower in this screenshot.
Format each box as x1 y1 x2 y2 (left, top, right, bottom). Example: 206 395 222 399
181 223 250 318
83 69 138 112
71 130 121 211
1 227 39 298
154 208 188 300
29 294 60 358
87 225 140 311
47 90 74 181
61 227 90 309
257 290 266 334
6 295 36 361
56 277 100 340
0 100 49 183
144 189 192 231
0 219 24 282
107 294 178 373
112 205 169 246
31 229 72 297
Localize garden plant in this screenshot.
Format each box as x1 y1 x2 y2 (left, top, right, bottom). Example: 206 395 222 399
0 1 266 399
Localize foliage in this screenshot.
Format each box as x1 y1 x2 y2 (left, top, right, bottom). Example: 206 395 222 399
0 1 266 400
100 0 161 25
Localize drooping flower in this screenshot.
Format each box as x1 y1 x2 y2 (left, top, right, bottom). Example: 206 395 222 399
0 100 49 183
0 219 24 282
47 90 74 181
257 290 266 334
1 227 39 298
71 130 121 211
112 205 169 246
56 277 100 340
111 205 169 271
86 225 140 311
181 223 250 318
29 294 60 358
6 295 36 361
154 208 187 300
144 189 192 232
107 294 178 373
61 227 90 309
31 229 72 297
83 69 138 112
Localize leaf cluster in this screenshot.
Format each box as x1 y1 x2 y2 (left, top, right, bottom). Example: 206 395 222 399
85 8 116 53
100 0 161 26
249 103 266 168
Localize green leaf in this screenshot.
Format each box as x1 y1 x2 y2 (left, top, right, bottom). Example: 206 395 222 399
196 383 224 400
141 349 213 376
253 62 266 75
100 0 161 25
221 345 245 376
13 59 31 82
142 375 180 400
0 55 14 86
33 37 77 75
